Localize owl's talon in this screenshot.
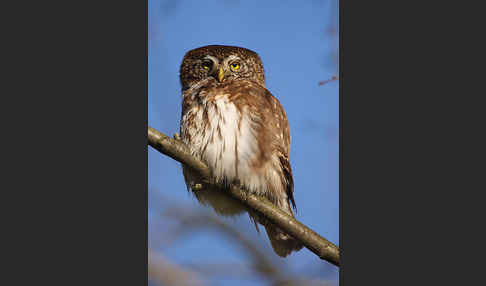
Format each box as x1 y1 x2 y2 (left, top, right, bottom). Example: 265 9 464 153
173 133 181 141
193 183 203 191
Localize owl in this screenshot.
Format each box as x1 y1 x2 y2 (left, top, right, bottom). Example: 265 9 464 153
179 45 302 257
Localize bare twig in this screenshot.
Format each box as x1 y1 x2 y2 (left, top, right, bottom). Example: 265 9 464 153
318 76 338 86
149 249 206 286
148 126 340 267
163 209 292 284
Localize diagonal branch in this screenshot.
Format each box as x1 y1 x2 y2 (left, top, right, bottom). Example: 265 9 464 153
148 126 340 267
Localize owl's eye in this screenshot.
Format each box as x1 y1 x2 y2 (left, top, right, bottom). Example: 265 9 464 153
201 61 212 70
230 62 240 71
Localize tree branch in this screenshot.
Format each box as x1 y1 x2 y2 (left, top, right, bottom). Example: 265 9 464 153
149 249 206 286
148 126 340 267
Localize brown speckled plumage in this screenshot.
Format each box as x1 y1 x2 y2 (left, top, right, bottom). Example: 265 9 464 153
179 45 302 257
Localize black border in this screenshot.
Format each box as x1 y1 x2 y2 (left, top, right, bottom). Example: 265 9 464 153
339 0 466 284
11 1 149 284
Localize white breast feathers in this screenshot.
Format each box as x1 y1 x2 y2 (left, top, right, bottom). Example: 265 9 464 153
182 94 269 195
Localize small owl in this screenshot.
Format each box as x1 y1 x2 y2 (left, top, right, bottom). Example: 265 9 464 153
179 45 302 257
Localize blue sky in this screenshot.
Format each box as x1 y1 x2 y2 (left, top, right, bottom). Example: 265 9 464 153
148 0 339 285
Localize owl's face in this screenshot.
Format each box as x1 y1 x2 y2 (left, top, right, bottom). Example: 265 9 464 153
180 45 265 91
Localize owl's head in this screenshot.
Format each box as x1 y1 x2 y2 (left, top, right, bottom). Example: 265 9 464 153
179 45 265 91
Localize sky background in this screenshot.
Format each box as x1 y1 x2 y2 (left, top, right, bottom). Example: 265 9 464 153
148 0 339 285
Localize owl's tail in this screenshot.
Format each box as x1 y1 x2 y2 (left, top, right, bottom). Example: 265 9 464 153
252 198 303 257
264 224 303 257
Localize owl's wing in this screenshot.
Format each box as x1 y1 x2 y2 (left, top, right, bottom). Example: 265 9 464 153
267 92 296 212
253 87 301 257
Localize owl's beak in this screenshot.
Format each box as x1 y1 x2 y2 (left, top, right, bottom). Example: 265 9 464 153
217 67 225 82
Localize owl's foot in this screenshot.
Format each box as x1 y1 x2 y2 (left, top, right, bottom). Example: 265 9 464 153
173 133 181 141
193 183 204 191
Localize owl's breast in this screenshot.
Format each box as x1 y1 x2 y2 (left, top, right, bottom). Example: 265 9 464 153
181 94 267 192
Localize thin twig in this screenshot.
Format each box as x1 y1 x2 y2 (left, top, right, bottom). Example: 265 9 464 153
318 76 338 86
149 249 206 286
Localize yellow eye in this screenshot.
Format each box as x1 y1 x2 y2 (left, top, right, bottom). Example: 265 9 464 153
201 61 212 70
231 63 240 71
